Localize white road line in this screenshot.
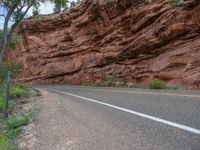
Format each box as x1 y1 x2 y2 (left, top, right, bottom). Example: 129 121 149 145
48 89 200 135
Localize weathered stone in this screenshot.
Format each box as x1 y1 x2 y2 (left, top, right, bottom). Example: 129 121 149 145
6 0 200 89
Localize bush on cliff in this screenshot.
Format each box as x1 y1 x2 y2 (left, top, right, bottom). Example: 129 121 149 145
149 80 167 89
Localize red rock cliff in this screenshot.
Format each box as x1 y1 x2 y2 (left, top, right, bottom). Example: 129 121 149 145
6 0 200 89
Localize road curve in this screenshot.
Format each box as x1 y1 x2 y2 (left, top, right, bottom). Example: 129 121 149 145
34 86 200 150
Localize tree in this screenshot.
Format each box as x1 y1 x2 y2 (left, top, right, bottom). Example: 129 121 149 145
70 1 76 8
0 0 69 71
54 0 69 13
76 0 81 4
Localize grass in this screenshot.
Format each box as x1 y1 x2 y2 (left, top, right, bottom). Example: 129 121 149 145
0 134 18 150
7 115 29 129
0 109 32 150
81 80 129 88
131 83 148 89
0 98 15 113
0 117 24 150
0 83 30 113
0 108 33 150
0 116 24 150
0 127 22 150
10 85 30 99
79 79 182 90
115 82 129 88
0 62 33 149
0 81 31 150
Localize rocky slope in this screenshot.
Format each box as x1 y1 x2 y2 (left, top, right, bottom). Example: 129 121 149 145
6 0 200 89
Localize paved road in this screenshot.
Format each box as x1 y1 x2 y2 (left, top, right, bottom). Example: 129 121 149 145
34 86 200 150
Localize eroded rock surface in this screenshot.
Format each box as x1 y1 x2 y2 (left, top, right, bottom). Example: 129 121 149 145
6 0 200 89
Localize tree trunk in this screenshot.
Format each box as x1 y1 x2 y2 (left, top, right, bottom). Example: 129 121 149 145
0 38 8 72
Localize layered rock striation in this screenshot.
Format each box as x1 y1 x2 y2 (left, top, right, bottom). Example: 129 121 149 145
6 0 200 89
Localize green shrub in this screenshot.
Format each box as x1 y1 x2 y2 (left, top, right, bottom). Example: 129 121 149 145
0 84 29 114
149 79 167 89
132 83 148 89
0 63 21 81
93 83 102 87
0 135 13 150
102 80 115 87
7 127 22 140
0 128 21 150
7 115 29 129
169 0 180 7
0 117 23 150
0 31 19 50
9 33 19 50
10 85 30 99
115 82 128 88
0 82 31 150
0 97 15 113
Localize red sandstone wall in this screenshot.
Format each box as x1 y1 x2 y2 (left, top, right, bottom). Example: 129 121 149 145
6 0 200 89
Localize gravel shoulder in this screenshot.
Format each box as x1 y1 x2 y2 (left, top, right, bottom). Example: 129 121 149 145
31 89 134 150
31 90 73 150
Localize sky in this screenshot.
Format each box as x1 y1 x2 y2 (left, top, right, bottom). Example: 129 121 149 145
28 0 78 15
28 2 54 16
0 3 54 29
0 0 77 29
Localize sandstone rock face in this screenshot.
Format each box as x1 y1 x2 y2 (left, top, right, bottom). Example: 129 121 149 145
6 0 200 89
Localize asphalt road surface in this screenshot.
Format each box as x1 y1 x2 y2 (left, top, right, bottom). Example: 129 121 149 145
34 86 200 150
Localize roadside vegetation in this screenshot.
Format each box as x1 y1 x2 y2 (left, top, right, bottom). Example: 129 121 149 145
0 82 32 149
0 63 36 149
80 79 182 90
0 63 21 81
149 79 167 89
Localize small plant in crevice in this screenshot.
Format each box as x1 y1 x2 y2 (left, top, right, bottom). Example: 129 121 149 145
169 0 181 7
